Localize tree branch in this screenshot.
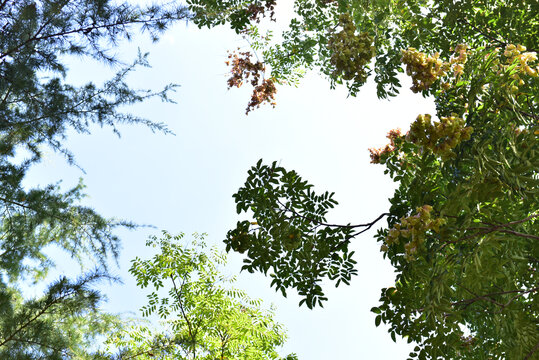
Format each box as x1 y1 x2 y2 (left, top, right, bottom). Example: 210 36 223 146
452 287 538 310
524 339 539 360
499 287 538 310
9 337 70 356
453 285 504 308
277 198 389 230
459 18 507 48
445 213 539 246
0 5 190 61
121 338 176 360
0 0 12 12
0 283 84 347
170 275 196 359
484 213 539 227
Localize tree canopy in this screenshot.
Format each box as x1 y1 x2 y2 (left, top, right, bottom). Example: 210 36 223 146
188 0 539 359
106 232 295 360
2 0 538 359
1 1 299 358
0 0 187 357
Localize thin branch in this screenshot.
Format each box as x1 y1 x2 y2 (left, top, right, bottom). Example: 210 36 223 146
444 213 539 246
484 213 539 228
121 339 176 360
467 212 539 240
350 212 391 235
524 339 539 360
499 287 538 310
274 196 389 250
0 82 13 106
0 286 81 347
277 198 389 229
0 195 108 236
170 275 196 359
0 12 189 61
0 195 35 211
453 287 538 309
465 226 539 240
0 0 12 12
456 284 504 308
330 212 390 252
218 330 231 360
518 109 539 121
9 337 71 356
459 18 507 48
496 229 539 240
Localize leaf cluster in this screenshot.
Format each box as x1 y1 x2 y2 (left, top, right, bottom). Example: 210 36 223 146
115 231 293 360
227 160 361 308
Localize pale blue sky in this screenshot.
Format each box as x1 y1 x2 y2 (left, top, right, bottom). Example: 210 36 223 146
24 5 437 359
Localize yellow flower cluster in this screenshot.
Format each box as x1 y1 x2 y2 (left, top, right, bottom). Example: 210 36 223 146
402 45 469 92
501 44 538 93
401 48 449 92
381 205 446 261
452 44 468 64
449 44 468 76
504 44 538 77
406 114 473 159
328 13 375 84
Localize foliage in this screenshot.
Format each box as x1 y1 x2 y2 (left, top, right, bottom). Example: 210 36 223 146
370 43 539 360
1 0 188 160
190 0 539 103
189 0 539 359
106 231 295 360
0 0 189 357
225 159 387 308
0 271 122 359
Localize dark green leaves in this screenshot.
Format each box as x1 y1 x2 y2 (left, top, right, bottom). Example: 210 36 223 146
188 0 276 33
227 160 367 308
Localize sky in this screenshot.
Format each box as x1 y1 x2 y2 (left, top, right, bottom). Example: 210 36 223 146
23 3 438 359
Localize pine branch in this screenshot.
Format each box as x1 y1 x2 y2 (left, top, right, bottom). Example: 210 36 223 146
1 285 79 347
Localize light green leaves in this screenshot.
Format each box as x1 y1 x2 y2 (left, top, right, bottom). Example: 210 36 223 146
122 231 294 360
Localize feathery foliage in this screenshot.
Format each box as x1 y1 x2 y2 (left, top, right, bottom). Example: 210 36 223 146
0 0 189 357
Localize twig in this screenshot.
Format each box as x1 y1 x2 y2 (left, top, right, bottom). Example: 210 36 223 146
459 18 507 48
277 198 389 229
524 339 539 360
170 276 196 359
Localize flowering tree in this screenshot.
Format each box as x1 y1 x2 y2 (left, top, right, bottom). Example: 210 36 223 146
189 0 539 358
